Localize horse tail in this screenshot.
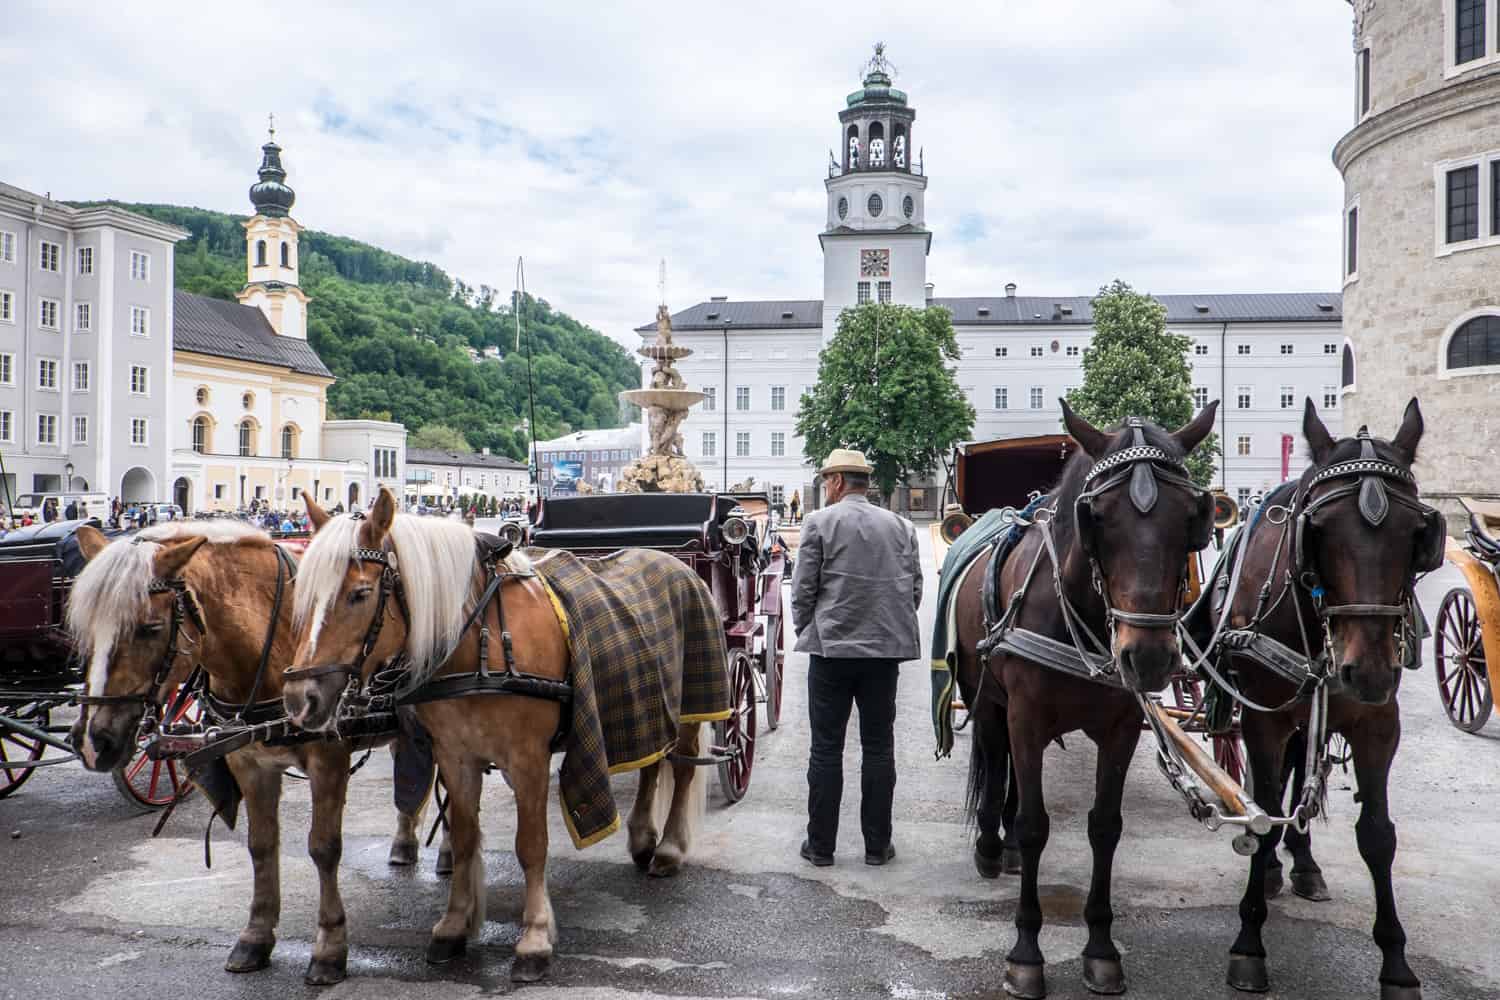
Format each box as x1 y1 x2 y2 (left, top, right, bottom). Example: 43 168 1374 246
964 713 989 831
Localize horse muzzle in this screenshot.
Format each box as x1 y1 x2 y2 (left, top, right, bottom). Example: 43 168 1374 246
74 709 141 772
282 665 352 731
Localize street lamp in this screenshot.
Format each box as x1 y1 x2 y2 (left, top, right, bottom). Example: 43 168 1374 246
64 462 74 492
722 318 731 490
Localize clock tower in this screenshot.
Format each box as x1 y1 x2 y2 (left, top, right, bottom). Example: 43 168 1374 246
820 44 930 343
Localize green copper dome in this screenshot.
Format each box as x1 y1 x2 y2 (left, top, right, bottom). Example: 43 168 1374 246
249 138 295 218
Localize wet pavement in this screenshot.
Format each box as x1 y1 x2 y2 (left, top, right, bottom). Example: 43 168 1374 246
2 529 1498 999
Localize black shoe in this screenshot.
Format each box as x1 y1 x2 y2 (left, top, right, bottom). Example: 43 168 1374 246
865 844 896 866
800 840 834 867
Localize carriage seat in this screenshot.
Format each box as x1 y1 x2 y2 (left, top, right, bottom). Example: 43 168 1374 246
531 493 716 552
1460 497 1500 562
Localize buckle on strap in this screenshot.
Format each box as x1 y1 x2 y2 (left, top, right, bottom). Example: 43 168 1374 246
282 662 358 681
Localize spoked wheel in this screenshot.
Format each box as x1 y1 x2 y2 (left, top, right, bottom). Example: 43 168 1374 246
714 649 757 804
0 707 50 799
1434 586 1494 733
762 615 784 731
1213 731 1246 785
112 691 202 809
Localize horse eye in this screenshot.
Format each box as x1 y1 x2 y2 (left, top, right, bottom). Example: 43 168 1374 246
349 586 373 604
135 622 165 638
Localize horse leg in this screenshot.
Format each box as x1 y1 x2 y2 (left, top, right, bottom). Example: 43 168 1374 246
652 722 705 877
1280 730 1330 901
224 754 283 974
425 753 485 966
1001 754 1022 874
967 707 1009 878
628 761 662 871
1263 730 1298 899
1078 717 1137 996
1227 714 1290 993
1348 716 1421 999
1004 712 1051 1000
509 744 558 982
303 749 351 985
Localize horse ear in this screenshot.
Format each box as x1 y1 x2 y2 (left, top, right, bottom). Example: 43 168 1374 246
152 536 207 580
1060 399 1110 458
1173 399 1219 454
76 525 109 562
1392 397 1424 464
366 487 397 540
304 493 330 533
1303 397 1336 465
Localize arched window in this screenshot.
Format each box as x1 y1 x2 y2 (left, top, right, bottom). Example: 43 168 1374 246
280 423 297 459
239 419 257 457
195 385 209 406
845 124 860 170
255 240 267 267
1341 343 1356 389
242 391 254 410
280 241 289 268
191 416 210 454
1445 314 1500 371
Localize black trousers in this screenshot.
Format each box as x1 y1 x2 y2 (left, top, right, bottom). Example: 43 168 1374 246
805 654 899 855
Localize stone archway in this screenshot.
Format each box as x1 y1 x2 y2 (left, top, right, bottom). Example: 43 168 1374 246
348 481 360 509
173 477 192 515
121 466 156 503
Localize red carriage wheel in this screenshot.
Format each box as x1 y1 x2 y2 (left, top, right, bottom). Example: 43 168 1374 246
0 707 50 799
1434 586 1494 733
112 690 203 809
1213 732 1245 785
714 650 757 804
762 615 784 731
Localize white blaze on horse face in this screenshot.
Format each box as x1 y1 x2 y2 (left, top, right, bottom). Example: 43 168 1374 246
305 603 326 660
85 630 115 698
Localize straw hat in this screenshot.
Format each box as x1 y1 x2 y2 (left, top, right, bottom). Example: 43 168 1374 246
818 448 873 476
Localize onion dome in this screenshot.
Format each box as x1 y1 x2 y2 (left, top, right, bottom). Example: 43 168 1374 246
249 125 295 218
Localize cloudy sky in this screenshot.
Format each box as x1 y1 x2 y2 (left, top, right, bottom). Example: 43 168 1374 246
1 2 1356 345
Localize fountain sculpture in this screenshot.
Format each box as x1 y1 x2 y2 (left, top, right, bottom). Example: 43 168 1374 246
617 300 707 493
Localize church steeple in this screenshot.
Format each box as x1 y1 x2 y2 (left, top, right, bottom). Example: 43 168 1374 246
238 116 311 340
249 115 296 218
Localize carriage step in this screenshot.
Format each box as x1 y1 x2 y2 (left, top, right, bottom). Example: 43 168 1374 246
667 744 742 766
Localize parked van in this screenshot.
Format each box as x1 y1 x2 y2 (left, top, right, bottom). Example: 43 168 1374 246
9 492 110 524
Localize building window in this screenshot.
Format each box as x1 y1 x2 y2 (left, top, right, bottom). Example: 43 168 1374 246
192 416 209 454
735 431 751 457
37 358 57 390
857 281 872 304
1280 343 1295 356
72 415 88 445
281 424 297 459
1324 342 1339 355
38 241 59 272
1029 345 1043 358
770 431 785 457
242 391 254 410
0 353 11 385
130 365 149 395
72 362 89 392
77 246 93 275
1323 386 1339 409
38 298 58 330
1194 342 1209 356
131 418 148 446
280 242 289 268
239 420 256 457
1445 313 1500 371
1065 344 1080 357
373 447 398 478
1346 204 1359 278
1447 165 1480 242
995 386 1008 410
130 250 150 281
877 281 892 304
1236 385 1252 409
1238 487 1252 510
0 410 11 443
1359 47 1372 117
130 306 149 337
1237 344 1251 356
196 386 209 405
0 231 14 262
1237 435 1252 457
702 431 716 458
771 484 785 505
736 385 750 411
214 484 226 500
1193 386 1208 409
1493 161 1500 236
771 385 786 411
36 413 56 445
1280 385 1295 408
255 240 267 266
75 302 91 332
1342 343 1356 389
1029 386 1043 409
702 386 716 411
1457 0 1487 65
254 486 266 500
0 291 11 323
995 346 1008 358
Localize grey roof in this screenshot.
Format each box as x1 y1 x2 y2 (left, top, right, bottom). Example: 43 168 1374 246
642 292 1340 333
406 447 527 470
173 291 333 377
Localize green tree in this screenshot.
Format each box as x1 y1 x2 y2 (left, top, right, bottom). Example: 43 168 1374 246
796 303 974 505
409 423 473 452
1065 279 1220 485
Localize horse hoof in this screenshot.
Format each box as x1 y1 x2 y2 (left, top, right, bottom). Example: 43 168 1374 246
388 840 418 867
1002 846 1023 875
1263 865 1284 900
1003 961 1047 999
1227 953 1269 993
1082 956 1126 995
1379 983 1422 1000
435 848 454 876
1290 870 1331 902
511 953 551 983
304 956 348 986
225 938 274 973
648 853 682 878
426 935 467 965
974 846 1003 879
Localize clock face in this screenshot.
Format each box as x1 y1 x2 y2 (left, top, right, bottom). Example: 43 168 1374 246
867 193 883 217
837 196 848 220
860 249 890 278
903 195 914 218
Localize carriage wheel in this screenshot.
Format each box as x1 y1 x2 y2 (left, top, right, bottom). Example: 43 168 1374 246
112 691 202 809
714 650 757 804
1213 732 1245 785
0 707 50 800
1434 586 1494 733
762 615 784 731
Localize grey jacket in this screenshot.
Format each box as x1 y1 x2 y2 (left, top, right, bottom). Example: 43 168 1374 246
791 494 923 660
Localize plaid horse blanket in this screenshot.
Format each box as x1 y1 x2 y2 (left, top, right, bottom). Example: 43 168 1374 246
530 547 731 849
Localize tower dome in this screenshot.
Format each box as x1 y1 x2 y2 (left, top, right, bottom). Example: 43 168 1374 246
249 122 295 218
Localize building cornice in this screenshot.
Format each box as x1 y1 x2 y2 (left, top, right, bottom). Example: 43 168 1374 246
1333 66 1500 172
0 191 190 244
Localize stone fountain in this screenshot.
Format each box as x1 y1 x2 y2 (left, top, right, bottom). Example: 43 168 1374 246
617 303 707 493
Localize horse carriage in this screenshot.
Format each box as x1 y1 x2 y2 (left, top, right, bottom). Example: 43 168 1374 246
531 490 788 802
1432 496 1500 732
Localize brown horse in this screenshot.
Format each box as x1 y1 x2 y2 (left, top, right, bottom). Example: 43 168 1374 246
1191 399 1438 998
65 521 439 986
279 489 708 983
954 401 1218 998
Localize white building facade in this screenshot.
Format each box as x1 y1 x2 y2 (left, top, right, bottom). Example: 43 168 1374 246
405 446 528 504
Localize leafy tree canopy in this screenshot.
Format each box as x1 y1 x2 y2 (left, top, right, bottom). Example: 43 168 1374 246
796 303 974 500
1065 279 1220 485
73 202 641 460
408 423 472 452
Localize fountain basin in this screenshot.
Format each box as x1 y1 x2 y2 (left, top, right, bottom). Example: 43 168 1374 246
621 388 707 410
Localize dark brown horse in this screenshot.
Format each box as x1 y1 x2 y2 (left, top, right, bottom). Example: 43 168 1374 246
954 400 1218 998
1192 399 1439 998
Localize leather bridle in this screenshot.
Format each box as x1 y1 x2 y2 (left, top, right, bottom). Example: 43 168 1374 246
75 574 207 730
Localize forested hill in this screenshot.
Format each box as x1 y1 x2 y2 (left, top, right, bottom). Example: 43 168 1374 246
78 202 640 460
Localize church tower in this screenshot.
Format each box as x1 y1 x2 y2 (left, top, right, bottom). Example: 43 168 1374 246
237 119 310 340
820 44 930 343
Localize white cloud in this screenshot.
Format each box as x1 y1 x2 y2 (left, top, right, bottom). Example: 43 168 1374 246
0 1 1354 346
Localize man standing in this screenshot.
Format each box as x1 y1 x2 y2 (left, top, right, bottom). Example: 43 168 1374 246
791 449 921 867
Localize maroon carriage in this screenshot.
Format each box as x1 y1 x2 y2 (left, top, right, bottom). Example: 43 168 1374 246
530 491 787 803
